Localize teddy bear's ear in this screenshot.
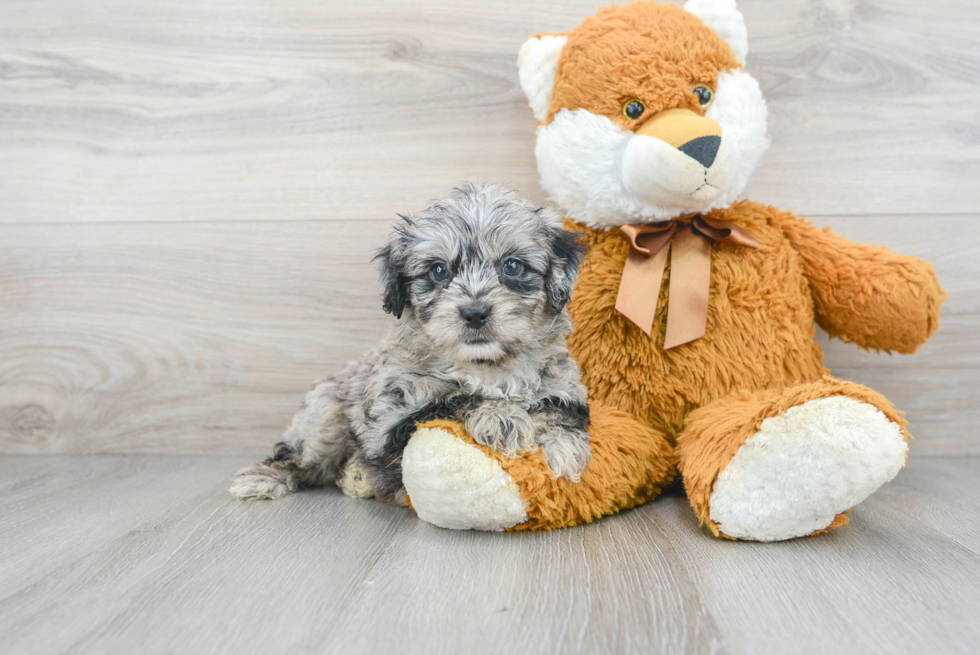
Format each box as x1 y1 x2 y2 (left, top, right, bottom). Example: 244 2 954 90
684 0 749 64
517 34 567 123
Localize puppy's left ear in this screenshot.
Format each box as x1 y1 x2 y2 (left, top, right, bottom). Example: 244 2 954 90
544 226 587 314
374 234 410 319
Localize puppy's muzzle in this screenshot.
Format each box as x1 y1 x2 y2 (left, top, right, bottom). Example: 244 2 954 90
459 305 491 330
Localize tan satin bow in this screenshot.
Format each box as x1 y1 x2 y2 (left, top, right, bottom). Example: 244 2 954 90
615 215 759 349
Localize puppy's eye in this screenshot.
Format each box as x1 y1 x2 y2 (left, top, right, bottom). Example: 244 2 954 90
693 85 714 108
622 99 645 120
502 259 523 278
430 262 449 282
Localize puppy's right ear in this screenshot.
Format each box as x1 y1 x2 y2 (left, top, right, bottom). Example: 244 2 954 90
374 238 410 319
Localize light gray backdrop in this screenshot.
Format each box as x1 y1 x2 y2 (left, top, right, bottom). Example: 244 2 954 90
1 0 977 455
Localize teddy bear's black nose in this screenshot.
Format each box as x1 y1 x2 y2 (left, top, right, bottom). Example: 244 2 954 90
678 135 721 168
460 305 490 329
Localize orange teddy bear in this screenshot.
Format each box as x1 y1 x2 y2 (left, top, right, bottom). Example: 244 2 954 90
400 0 945 541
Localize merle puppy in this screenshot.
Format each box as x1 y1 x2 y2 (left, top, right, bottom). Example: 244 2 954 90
230 183 591 506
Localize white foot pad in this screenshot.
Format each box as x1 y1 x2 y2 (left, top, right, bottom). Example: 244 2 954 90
709 396 908 542
402 427 528 531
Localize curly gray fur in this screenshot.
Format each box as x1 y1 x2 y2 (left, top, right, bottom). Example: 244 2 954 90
230 183 591 506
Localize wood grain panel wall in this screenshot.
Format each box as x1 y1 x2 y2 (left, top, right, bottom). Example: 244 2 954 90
1 0 977 454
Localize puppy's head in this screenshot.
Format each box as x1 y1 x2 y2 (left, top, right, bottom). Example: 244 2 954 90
375 183 585 365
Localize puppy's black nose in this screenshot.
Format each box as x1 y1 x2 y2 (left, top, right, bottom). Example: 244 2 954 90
459 306 490 329
678 135 721 168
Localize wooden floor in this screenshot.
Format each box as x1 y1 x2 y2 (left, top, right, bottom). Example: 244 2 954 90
2 454 979 655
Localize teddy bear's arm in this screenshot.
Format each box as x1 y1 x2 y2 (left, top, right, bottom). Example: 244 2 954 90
772 211 945 353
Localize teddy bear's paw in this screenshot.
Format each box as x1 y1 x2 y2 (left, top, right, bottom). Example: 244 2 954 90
402 426 529 531
708 396 908 542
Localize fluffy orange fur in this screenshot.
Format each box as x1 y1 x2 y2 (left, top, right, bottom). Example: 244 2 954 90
406 1 945 535
773 214 945 353
567 202 834 441
544 2 738 128
567 200 944 438
563 200 941 535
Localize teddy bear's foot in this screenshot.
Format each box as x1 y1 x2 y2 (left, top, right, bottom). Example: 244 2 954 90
402 424 529 531
678 378 910 542
403 406 676 531
709 396 907 541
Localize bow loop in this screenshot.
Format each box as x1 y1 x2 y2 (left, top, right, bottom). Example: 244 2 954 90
614 215 759 349
689 214 759 248
619 222 678 256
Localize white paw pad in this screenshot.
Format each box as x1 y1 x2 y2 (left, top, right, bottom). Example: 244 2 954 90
402 427 528 531
709 396 908 542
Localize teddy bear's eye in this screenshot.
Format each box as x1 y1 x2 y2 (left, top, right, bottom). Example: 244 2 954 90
693 86 714 107
622 99 645 120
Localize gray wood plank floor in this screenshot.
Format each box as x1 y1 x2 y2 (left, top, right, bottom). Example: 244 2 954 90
1 455 978 655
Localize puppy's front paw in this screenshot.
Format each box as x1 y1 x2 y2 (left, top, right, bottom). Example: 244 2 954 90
229 462 295 500
538 427 592 482
464 403 535 456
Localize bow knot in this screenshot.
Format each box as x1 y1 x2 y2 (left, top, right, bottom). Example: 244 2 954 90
615 215 759 349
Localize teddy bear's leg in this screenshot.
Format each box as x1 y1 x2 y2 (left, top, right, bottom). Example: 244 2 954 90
401 405 676 531
677 377 910 542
